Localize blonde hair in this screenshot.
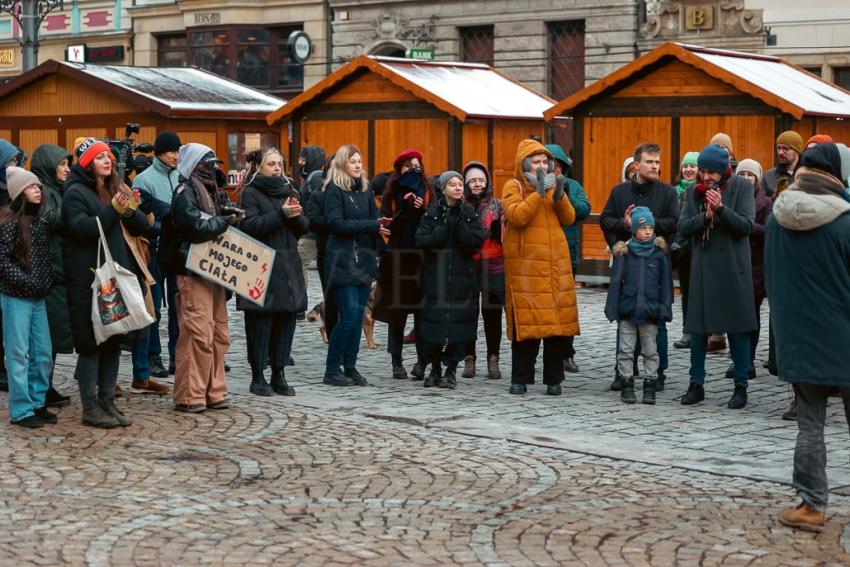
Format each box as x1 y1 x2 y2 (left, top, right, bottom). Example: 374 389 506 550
238 147 295 195
324 144 368 191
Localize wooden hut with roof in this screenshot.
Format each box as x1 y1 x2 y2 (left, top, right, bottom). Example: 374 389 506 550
543 42 850 275
0 59 284 177
266 55 555 194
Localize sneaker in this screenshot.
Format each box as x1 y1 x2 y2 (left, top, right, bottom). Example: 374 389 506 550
681 382 705 405
207 399 230 410
779 502 825 532
410 362 425 381
546 384 562 396
508 383 527 395
45 386 71 408
34 407 58 424
727 384 747 409
131 379 170 395
344 367 368 386
11 414 43 428
174 403 206 413
392 363 408 380
563 358 579 373
782 399 798 421
461 355 476 378
323 371 353 387
148 356 168 378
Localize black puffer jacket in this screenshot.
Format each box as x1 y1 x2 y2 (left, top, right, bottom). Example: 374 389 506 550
323 179 381 289
0 212 53 298
61 165 149 354
415 199 484 344
236 175 309 313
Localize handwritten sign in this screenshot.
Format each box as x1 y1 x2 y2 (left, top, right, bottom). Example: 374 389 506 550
186 226 275 306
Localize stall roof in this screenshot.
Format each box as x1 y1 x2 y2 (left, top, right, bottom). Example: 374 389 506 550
266 55 555 124
0 60 284 119
544 42 850 121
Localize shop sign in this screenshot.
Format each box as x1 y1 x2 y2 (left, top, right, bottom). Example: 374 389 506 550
88 45 125 63
194 12 221 25
0 48 14 67
407 48 434 61
66 44 86 63
288 31 311 64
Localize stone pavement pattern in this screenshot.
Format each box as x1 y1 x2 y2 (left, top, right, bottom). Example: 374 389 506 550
1 270 849 566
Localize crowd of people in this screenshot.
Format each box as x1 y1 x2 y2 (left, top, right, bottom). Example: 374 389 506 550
1 128 849 532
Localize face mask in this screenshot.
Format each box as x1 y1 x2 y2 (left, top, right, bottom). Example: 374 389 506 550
398 169 424 193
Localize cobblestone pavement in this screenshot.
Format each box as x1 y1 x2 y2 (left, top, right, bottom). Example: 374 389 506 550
2 269 850 565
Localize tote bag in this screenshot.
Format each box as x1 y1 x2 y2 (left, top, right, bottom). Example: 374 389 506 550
91 217 155 345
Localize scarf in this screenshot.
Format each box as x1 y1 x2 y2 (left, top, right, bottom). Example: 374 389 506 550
676 178 692 196
397 170 425 198
693 169 732 247
523 171 556 190
250 174 292 200
627 236 656 257
190 167 220 216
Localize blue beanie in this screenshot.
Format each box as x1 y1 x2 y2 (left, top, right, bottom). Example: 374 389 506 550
697 144 730 174
630 206 655 234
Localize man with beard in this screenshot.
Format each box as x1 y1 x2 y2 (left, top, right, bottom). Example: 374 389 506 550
762 131 803 197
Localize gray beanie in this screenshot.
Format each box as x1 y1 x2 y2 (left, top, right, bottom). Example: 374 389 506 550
6 166 41 202
437 170 463 192
735 158 763 183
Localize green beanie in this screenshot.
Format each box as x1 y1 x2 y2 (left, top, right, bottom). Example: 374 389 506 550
681 151 699 167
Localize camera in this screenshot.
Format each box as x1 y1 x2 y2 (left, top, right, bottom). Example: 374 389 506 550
107 122 153 182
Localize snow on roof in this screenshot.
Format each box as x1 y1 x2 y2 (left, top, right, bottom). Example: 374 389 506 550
371 57 554 120
688 48 850 118
64 62 284 115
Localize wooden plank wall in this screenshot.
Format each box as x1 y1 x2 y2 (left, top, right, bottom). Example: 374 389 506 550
581 116 672 261
462 120 488 169
491 120 546 198
0 75 137 117
302 119 370 171
679 115 775 171
612 60 740 98
323 73 419 104
374 118 448 176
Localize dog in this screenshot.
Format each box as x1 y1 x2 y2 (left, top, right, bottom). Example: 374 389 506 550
306 281 379 349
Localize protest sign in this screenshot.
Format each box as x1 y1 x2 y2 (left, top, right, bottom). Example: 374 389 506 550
186 226 276 306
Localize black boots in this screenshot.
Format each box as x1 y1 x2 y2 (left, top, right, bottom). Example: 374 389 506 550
344 367 368 386
620 377 637 404
642 379 657 405
728 384 748 409
45 386 71 408
681 382 705 405
610 372 623 391
655 371 666 392
250 370 273 396
271 367 296 395
392 362 408 380
423 364 442 388
440 363 457 389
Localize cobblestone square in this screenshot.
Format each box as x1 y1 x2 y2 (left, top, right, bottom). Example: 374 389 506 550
2 270 849 566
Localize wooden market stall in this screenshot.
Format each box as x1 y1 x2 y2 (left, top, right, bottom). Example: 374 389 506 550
0 60 284 180
544 42 850 276
266 55 556 194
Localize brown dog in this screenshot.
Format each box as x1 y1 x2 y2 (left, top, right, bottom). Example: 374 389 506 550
306 281 379 349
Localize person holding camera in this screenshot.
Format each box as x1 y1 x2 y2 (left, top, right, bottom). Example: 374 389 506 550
129 131 182 390
170 144 243 413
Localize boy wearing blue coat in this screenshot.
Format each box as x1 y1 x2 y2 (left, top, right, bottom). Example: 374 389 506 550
605 206 673 404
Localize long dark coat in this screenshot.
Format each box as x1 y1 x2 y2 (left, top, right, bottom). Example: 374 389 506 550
415 200 484 345
61 166 150 355
31 144 75 353
750 187 773 302
372 179 436 325
236 178 309 313
678 174 757 335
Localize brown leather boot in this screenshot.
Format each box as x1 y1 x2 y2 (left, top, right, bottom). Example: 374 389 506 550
779 502 825 532
487 354 502 380
461 355 476 378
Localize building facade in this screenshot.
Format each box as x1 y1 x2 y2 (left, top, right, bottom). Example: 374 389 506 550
0 0 133 76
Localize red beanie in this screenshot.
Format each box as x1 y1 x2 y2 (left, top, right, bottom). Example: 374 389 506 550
76 137 112 168
805 134 833 148
393 148 423 172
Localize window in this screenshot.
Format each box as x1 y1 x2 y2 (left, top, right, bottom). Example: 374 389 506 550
157 25 304 96
802 66 821 77
548 20 585 157
227 130 281 174
460 25 494 66
834 67 850 91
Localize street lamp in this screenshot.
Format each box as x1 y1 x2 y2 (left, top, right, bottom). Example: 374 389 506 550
0 0 65 71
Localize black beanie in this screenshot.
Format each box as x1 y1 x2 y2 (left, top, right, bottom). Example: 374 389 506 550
799 142 843 180
154 131 182 155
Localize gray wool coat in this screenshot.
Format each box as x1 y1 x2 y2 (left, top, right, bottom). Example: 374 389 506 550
678 174 758 335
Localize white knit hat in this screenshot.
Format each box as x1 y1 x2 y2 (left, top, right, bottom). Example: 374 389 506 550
5 166 41 202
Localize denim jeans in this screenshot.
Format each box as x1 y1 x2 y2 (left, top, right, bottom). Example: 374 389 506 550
146 257 165 359
793 383 850 510
326 285 369 372
690 332 751 387
1 294 52 422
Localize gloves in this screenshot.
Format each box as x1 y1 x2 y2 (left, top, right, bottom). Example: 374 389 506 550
489 215 502 241
535 166 546 197
553 175 566 201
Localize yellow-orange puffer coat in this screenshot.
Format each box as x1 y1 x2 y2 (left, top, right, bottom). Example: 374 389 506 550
502 139 580 341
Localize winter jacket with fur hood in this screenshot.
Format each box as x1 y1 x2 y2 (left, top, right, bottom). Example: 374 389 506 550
766 167 850 386
502 139 579 341
604 238 673 325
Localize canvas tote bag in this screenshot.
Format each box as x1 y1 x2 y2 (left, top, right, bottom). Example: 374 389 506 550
91 217 155 344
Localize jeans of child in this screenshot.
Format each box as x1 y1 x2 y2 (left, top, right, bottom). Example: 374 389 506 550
613 319 668 377
793 383 850 511
689 332 751 387
326 285 369 373
617 320 658 379
1 294 52 422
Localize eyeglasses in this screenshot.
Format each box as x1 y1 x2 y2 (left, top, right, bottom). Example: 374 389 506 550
467 177 486 184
